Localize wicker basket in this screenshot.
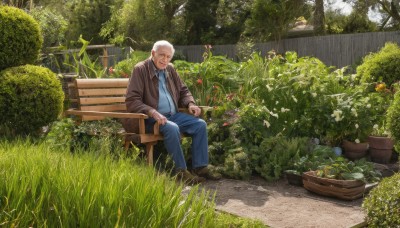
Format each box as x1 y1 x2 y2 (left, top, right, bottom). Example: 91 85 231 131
302 171 366 200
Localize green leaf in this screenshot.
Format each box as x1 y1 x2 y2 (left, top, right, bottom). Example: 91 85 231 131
341 172 364 180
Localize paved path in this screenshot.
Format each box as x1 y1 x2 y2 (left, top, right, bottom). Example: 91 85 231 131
201 177 366 228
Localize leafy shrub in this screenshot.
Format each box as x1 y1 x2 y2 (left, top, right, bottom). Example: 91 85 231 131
386 88 400 152
0 65 64 136
0 6 43 70
222 147 252 180
109 51 149 78
362 173 400 227
357 42 400 86
253 136 311 181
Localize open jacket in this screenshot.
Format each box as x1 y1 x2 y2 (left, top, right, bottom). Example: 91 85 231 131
123 58 195 133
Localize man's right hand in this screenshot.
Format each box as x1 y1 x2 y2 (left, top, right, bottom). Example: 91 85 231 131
151 110 167 125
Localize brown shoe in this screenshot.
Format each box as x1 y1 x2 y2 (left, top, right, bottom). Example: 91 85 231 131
176 169 205 185
193 166 222 180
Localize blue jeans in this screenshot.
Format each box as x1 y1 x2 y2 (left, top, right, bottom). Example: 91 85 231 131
145 112 209 170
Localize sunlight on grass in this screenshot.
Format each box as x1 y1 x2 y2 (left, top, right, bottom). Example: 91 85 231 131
0 139 266 227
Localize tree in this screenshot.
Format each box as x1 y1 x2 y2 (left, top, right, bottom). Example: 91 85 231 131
314 0 325 35
244 0 308 42
65 0 114 46
214 0 252 44
345 0 400 29
101 0 185 49
184 0 219 44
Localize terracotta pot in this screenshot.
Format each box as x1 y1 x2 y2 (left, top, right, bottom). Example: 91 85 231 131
369 148 393 164
367 136 394 164
368 136 394 150
342 140 368 160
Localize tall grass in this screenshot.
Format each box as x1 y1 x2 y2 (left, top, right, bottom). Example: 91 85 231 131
0 139 226 227
0 139 266 227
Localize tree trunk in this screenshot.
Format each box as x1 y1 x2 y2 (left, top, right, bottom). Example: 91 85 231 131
314 0 325 35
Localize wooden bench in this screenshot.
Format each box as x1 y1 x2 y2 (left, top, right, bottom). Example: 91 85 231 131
65 78 210 166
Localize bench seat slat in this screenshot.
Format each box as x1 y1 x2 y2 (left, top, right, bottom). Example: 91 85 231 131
78 88 127 96
79 97 125 105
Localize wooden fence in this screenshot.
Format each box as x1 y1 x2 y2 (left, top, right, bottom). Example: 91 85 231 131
175 31 400 68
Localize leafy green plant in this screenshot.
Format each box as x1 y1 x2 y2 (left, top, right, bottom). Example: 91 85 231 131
362 173 400 227
254 136 311 181
0 65 64 136
316 157 381 183
63 36 107 78
286 145 337 175
0 6 43 70
46 117 131 157
175 46 240 106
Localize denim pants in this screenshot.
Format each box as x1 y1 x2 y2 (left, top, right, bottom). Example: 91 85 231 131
145 112 209 170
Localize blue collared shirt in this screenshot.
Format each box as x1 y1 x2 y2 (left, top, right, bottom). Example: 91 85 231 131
157 70 176 115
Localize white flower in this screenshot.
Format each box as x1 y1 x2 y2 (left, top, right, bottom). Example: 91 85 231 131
332 109 343 122
263 120 271 128
355 124 359 129
366 104 371 108
292 95 298 103
281 107 290 113
312 93 317 98
269 111 279 118
351 108 358 117
355 139 360 143
294 120 298 123
276 101 279 105
302 91 306 94
266 84 272 92
373 124 379 129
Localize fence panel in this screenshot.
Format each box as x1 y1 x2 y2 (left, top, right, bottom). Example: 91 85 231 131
175 31 400 68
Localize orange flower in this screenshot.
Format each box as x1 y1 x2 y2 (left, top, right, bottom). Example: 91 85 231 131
223 122 229 127
109 67 114 74
196 78 203 85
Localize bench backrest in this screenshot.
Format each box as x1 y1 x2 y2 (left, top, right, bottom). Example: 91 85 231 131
70 78 129 121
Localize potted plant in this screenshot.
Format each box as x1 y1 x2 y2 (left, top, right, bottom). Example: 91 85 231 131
368 123 394 164
367 84 396 163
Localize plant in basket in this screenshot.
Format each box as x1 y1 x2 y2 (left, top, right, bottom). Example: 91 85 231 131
285 145 337 186
302 157 381 200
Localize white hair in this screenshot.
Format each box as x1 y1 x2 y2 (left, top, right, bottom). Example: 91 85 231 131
152 40 175 56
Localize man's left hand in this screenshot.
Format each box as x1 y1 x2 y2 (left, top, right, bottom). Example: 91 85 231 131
188 104 201 117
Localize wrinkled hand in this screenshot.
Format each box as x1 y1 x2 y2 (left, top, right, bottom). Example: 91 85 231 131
151 110 167 125
188 104 201 117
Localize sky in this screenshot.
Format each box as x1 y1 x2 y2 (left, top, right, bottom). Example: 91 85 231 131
329 0 382 22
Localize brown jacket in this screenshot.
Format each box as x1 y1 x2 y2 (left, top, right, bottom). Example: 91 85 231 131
123 58 195 133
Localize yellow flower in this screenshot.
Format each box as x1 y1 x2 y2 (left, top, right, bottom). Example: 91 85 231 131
375 83 386 92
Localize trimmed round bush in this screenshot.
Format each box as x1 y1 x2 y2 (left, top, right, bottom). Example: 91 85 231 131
0 6 43 70
0 65 64 136
362 173 400 227
357 42 400 86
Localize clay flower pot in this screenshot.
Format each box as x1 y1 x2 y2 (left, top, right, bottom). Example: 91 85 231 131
368 136 394 164
342 140 368 160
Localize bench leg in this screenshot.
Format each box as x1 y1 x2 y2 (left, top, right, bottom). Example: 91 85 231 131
146 143 156 166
